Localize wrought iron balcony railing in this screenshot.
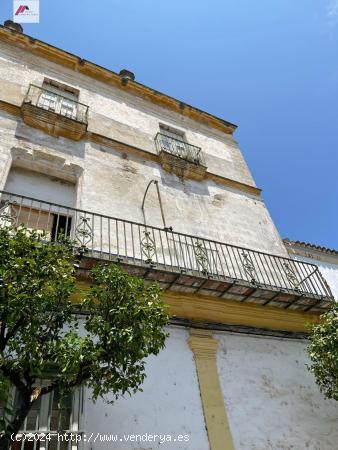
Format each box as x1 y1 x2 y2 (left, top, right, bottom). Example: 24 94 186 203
155 133 205 165
0 191 333 312
23 84 89 124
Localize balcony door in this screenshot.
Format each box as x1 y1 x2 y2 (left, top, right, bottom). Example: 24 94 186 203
37 79 79 120
159 124 188 159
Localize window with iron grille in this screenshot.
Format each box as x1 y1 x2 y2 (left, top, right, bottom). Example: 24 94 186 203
158 124 187 157
37 79 80 121
2 387 83 450
0 201 72 241
157 124 203 165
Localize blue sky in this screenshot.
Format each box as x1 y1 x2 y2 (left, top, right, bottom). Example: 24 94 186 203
1 0 337 248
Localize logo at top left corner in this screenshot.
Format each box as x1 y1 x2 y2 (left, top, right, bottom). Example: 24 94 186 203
13 0 39 23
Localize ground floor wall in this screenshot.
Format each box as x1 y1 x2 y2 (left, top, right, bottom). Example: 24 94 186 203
216 332 338 450
82 325 338 450
83 326 210 450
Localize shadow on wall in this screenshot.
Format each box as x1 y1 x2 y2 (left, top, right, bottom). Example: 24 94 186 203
14 120 87 160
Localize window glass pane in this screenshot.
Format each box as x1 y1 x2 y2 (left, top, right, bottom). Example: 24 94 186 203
26 396 41 430
23 440 40 450
38 92 57 110
9 387 80 450
11 441 23 450
60 99 77 119
59 438 69 450
48 435 58 450
12 390 41 432
49 435 70 450
50 390 72 431
158 125 189 159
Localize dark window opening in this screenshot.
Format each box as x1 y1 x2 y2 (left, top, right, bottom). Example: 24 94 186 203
51 214 72 241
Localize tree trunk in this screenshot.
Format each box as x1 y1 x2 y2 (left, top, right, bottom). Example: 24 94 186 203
0 395 34 450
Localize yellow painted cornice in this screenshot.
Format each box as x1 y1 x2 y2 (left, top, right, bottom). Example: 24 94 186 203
0 25 237 136
73 281 319 333
164 291 320 333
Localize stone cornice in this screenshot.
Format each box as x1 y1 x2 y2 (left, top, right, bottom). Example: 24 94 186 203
0 25 237 136
0 100 261 197
0 100 21 117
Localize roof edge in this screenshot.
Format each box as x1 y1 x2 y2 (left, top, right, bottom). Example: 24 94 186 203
284 238 338 257
0 25 238 136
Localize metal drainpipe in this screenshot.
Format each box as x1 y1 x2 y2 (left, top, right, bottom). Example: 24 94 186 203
141 179 172 231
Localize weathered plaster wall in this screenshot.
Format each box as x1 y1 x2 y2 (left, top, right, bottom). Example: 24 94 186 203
0 144 288 258
0 42 254 187
77 144 285 254
0 109 85 187
83 326 209 450
0 112 17 190
216 332 338 450
0 43 287 255
0 31 337 450
82 327 338 450
0 116 286 253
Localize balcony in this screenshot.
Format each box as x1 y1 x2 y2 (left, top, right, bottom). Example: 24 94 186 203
21 85 88 141
0 190 333 313
155 133 207 181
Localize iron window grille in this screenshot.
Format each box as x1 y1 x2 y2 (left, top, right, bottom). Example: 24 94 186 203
1 387 84 450
23 85 89 124
155 133 205 166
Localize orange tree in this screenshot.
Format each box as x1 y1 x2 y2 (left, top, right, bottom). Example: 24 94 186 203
0 226 168 449
308 305 338 401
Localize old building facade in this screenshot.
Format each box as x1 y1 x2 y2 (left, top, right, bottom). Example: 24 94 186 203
0 21 337 450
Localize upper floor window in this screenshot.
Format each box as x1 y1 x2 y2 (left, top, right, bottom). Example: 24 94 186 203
159 124 186 141
156 124 204 166
37 79 79 120
22 80 89 140
158 124 188 157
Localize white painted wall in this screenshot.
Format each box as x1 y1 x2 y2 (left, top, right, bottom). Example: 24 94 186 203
291 254 338 301
0 42 255 187
216 332 338 450
82 326 338 450
83 326 209 450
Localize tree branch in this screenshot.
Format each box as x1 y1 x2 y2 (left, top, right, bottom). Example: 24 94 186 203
0 390 34 450
0 322 6 352
0 317 26 352
0 366 28 396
